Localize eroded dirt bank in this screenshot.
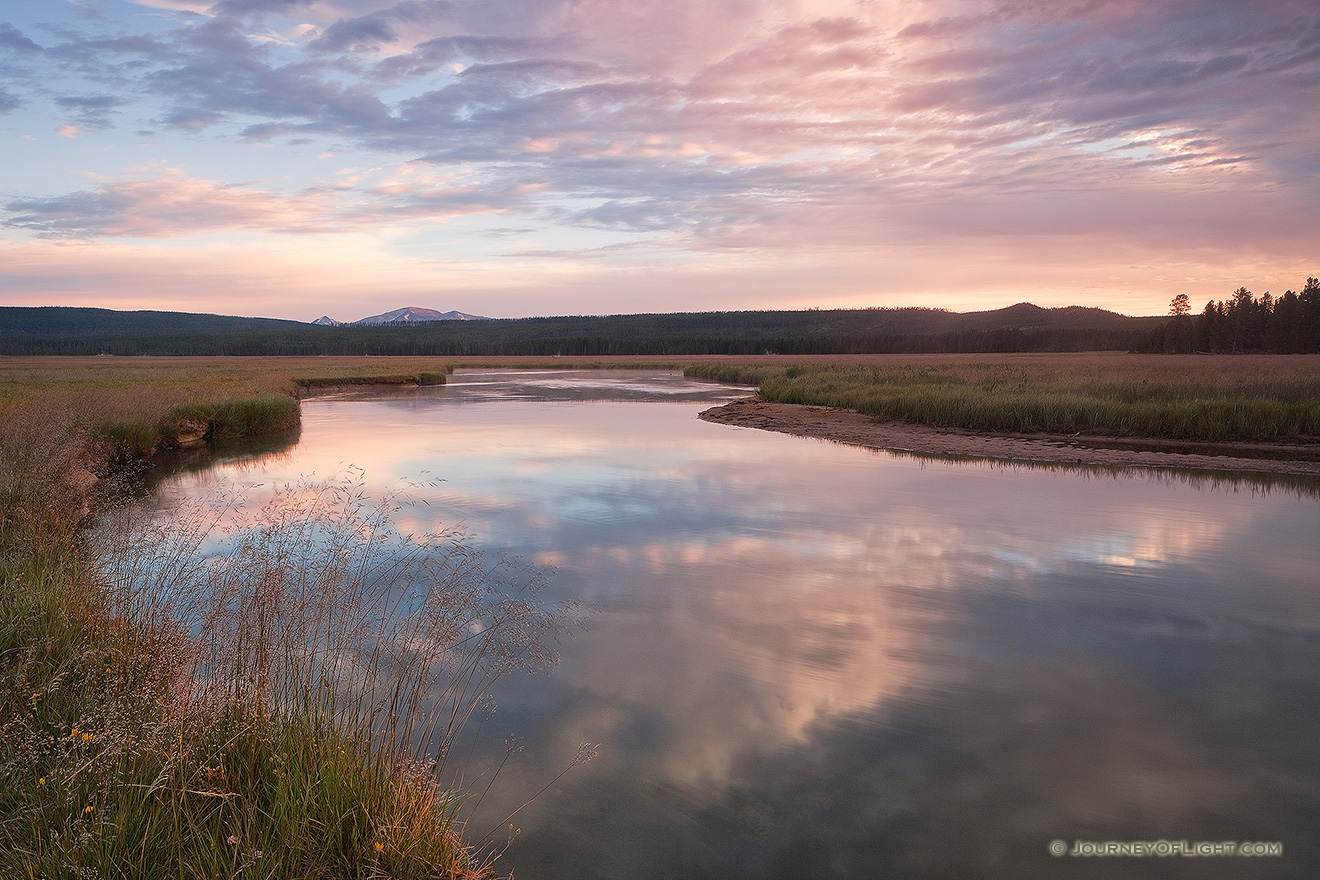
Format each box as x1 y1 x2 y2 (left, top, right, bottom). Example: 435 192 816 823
699 397 1320 477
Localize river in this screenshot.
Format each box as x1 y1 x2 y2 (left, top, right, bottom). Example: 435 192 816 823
154 369 1320 879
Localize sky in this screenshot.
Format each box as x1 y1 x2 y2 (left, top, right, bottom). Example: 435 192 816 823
1 0 1317 322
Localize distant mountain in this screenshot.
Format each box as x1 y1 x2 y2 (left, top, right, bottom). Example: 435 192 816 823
311 315 342 326
0 306 311 337
352 306 489 325
0 303 1168 357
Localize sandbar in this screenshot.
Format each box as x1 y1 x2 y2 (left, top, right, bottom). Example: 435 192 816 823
699 397 1320 477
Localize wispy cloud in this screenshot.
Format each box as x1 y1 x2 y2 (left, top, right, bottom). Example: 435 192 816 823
0 161 551 240
53 94 126 132
3 169 340 238
0 22 42 52
0 0 1315 316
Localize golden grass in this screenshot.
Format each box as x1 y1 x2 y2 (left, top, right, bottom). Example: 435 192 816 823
6 351 1318 444
686 353 1320 442
5 350 1319 444
0 355 457 424
0 356 599 879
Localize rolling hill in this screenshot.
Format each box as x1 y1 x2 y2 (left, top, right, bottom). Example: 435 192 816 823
0 303 1166 356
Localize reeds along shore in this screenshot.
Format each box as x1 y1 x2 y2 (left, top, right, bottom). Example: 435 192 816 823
0 361 584 879
685 354 1320 443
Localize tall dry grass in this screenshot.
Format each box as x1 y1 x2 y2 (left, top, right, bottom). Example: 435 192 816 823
0 371 585 878
97 472 577 771
0 357 455 450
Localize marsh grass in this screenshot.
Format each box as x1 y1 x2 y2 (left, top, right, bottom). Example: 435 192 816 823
0 356 455 457
0 378 584 878
91 395 303 458
1 472 579 877
100 472 575 765
0 357 456 441
687 357 1320 442
295 372 451 393
166 395 303 442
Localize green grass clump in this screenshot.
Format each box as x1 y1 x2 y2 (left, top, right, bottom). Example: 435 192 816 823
294 369 452 393
683 363 785 387
161 394 302 443
96 419 162 457
208 394 302 440
89 395 302 456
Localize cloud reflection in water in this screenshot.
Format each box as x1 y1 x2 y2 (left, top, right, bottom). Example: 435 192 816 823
157 371 1320 879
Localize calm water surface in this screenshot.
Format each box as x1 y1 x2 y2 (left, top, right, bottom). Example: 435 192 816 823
159 370 1320 879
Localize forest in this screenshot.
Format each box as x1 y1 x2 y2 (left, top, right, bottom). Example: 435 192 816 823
0 302 1160 357
1149 277 1320 354
3 279 1318 357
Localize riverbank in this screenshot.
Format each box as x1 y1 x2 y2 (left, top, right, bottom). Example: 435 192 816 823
0 363 499 879
700 397 1320 477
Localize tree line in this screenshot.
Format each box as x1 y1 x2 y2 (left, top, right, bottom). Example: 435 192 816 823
1149 277 1320 354
4 288 1317 357
0 304 1159 357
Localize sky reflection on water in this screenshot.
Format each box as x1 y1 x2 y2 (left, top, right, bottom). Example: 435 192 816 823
158 370 1320 879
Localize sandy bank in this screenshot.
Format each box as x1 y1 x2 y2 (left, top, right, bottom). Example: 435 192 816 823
699 397 1320 478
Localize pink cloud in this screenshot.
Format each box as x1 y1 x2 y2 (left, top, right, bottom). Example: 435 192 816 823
4 169 342 239
3 164 547 241
2 0 1316 318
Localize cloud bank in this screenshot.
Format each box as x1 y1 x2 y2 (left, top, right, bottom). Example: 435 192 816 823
0 0 1316 317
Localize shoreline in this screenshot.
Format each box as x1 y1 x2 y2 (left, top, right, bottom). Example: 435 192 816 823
699 397 1320 477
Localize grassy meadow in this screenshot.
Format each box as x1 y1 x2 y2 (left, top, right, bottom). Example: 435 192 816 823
0 356 466 455
685 352 1320 443
2 351 1318 876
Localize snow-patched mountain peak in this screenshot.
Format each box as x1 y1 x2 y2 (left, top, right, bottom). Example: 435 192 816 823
310 307 489 325
354 306 488 324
